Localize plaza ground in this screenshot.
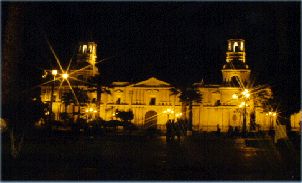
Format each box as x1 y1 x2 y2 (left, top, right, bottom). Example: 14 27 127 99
1 131 301 181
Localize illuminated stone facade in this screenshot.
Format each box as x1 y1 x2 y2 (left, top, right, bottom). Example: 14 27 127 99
290 111 301 132
99 78 182 130
41 39 275 131
190 39 273 131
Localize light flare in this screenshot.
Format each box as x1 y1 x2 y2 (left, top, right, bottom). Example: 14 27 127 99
46 39 64 73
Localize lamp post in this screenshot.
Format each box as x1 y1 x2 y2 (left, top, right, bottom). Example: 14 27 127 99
239 101 248 135
175 112 183 120
62 72 69 80
234 89 250 136
163 108 174 121
50 70 58 121
242 89 250 135
49 70 69 121
85 107 97 122
112 111 118 120
266 111 277 130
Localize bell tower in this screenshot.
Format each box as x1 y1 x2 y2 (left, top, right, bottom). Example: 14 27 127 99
221 39 250 86
76 42 99 76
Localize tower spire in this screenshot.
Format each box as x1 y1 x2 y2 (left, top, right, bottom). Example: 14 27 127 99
221 39 250 86
226 39 246 63
76 41 99 76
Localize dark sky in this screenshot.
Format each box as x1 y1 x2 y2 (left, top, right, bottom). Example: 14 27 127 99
2 2 301 116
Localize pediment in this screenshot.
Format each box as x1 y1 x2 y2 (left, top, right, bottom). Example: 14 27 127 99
131 77 171 87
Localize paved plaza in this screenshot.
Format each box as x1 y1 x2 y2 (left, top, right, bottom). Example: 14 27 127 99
1 132 301 181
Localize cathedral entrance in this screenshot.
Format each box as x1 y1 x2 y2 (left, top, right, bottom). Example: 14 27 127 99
144 111 157 129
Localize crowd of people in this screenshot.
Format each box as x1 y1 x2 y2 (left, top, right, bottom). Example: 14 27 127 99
166 119 187 142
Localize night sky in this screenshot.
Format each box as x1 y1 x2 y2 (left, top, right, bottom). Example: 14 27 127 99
2 2 301 117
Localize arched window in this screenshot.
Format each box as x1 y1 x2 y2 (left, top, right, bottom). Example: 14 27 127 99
82 45 87 53
233 42 239 52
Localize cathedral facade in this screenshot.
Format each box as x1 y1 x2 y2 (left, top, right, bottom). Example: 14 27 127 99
41 39 276 132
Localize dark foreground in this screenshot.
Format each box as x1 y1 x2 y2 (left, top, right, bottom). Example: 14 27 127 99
1 131 301 181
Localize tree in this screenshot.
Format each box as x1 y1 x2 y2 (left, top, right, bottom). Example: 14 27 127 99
2 97 46 158
170 86 202 135
253 86 274 109
89 75 102 107
73 87 89 119
251 85 275 130
1 3 43 159
89 75 111 117
116 110 134 123
73 87 88 105
61 91 74 113
170 87 184 116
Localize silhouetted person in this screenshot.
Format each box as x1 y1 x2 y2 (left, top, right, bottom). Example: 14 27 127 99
228 125 234 137
171 120 176 141
174 121 181 142
166 120 172 142
216 124 221 137
268 127 275 139
234 126 240 136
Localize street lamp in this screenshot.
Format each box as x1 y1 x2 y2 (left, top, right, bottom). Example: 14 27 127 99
85 107 98 122
62 73 69 80
233 89 250 136
112 111 118 120
163 108 174 121
241 89 250 136
51 69 58 76
266 111 277 130
50 69 58 121
239 101 248 135
175 112 183 119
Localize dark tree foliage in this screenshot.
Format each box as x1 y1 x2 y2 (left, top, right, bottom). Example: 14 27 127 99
2 4 25 105
73 87 89 105
170 86 202 131
61 91 74 113
116 110 134 122
179 87 202 104
88 75 111 112
2 3 47 128
2 97 47 132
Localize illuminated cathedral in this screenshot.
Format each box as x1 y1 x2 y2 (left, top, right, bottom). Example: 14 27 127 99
41 39 276 132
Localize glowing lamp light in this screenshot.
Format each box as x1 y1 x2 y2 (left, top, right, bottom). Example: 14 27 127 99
164 108 174 114
239 102 246 108
176 113 182 117
52 70 58 76
232 94 238 99
62 73 69 79
266 111 277 117
242 89 249 95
